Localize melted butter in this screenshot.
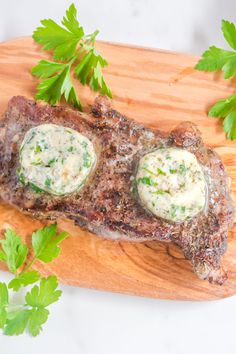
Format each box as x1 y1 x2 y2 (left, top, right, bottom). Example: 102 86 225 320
19 124 96 195
136 147 206 222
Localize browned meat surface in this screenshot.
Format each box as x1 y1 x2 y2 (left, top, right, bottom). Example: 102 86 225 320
0 96 234 284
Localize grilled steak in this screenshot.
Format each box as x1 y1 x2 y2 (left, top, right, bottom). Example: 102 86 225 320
0 96 234 284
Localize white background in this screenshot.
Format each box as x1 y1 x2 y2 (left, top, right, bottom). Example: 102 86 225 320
0 0 236 353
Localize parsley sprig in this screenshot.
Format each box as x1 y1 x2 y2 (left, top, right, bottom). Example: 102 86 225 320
32 3 112 110
195 19 236 140
0 224 68 336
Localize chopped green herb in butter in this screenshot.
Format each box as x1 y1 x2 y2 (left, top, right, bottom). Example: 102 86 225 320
19 124 96 195
135 147 206 222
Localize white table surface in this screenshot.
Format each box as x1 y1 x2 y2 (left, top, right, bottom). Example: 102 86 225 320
1 0 236 353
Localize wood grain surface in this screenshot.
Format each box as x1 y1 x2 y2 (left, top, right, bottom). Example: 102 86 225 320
0 37 235 301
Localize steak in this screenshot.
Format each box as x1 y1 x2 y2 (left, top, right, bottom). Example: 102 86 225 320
0 96 234 284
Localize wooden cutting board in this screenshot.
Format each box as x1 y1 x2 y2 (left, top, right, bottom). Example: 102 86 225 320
0 37 235 301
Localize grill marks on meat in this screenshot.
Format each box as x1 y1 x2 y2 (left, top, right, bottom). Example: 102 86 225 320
0 96 234 285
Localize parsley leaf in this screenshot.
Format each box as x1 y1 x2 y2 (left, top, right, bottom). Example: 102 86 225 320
153 189 167 195
4 310 31 336
0 282 8 328
32 3 112 109
0 250 6 262
196 19 236 140
137 176 153 185
195 20 236 79
195 46 236 79
75 46 112 98
25 276 62 308
157 168 166 176
222 19 236 51
5 277 61 336
179 164 187 174
223 111 236 140
29 182 44 194
32 224 68 263
8 270 41 292
28 308 49 337
208 94 236 117
208 93 236 140
32 60 66 79
33 62 82 109
33 4 84 61
0 229 28 274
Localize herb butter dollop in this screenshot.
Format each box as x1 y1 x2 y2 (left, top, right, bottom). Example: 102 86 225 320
135 148 206 222
19 124 96 195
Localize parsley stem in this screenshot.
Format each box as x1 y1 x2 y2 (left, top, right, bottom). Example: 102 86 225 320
7 304 25 312
21 256 37 274
83 30 99 45
68 54 79 67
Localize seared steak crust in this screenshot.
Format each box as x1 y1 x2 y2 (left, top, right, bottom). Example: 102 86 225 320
0 96 234 284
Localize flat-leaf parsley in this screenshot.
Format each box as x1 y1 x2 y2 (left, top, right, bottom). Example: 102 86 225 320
196 20 236 140
0 224 68 336
32 3 112 110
